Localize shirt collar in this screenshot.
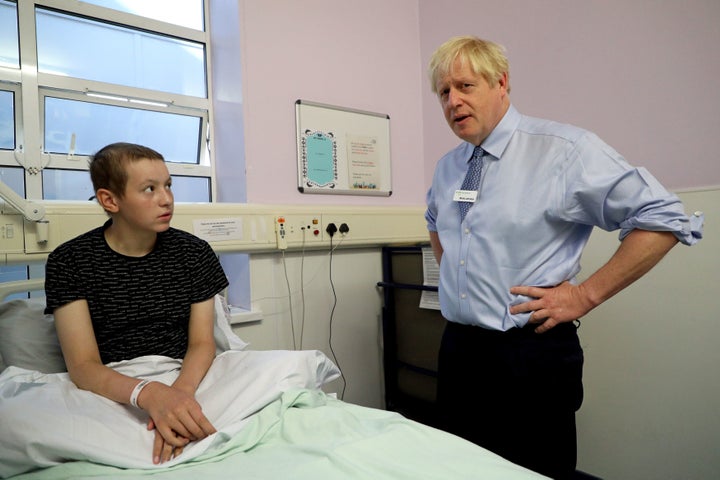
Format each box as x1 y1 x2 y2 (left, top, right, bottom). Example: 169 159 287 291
479 104 521 160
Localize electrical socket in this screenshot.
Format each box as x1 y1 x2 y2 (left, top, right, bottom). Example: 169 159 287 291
321 216 351 241
326 222 338 237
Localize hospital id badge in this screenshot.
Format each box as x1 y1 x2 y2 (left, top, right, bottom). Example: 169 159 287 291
453 189 478 203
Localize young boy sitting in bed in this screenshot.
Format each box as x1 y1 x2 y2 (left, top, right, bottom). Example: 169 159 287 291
44 142 228 465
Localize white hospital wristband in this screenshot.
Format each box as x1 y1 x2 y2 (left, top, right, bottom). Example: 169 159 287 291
130 379 153 408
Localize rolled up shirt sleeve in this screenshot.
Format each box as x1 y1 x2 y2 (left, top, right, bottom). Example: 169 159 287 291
561 135 704 246
610 168 703 245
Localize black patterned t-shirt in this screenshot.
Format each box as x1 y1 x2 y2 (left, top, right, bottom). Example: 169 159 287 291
45 220 229 364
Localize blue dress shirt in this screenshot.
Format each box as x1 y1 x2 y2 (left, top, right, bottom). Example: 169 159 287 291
425 105 703 331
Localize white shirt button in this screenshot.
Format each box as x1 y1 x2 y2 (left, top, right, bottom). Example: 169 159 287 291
460 260 465 266
461 293 467 299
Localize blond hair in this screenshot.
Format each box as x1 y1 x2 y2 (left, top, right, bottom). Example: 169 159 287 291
428 36 511 94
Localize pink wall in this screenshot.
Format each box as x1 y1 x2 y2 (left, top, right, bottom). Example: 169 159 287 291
238 0 424 205
419 0 720 192
237 0 720 207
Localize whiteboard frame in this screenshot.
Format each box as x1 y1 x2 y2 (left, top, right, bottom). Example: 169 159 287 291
295 100 392 196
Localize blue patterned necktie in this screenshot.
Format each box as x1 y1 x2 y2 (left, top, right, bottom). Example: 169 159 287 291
458 145 485 221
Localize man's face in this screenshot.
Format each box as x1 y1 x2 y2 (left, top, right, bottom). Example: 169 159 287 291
435 58 509 146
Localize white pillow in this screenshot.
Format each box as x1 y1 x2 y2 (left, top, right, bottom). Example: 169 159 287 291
0 295 247 373
0 299 65 373
213 294 249 353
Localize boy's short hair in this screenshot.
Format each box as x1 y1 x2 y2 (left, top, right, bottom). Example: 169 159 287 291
428 35 511 94
89 143 164 198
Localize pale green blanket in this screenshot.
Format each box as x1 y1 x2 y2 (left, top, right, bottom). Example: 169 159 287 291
13 389 546 480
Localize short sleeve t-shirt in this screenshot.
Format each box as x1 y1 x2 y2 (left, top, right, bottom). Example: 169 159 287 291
45 220 229 363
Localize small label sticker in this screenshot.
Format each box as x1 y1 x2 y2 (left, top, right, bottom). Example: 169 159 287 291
453 190 478 203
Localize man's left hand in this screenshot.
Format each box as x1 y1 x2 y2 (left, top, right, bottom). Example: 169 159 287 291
509 281 596 333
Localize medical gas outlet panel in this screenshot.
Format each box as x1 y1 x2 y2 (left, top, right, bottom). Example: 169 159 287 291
274 216 351 250
0 202 428 263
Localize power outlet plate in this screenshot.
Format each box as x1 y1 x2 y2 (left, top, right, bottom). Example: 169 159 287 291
321 216 351 242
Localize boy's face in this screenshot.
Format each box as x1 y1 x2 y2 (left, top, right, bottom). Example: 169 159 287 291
115 158 174 233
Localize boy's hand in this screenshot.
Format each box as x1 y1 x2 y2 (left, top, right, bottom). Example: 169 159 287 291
136 382 216 463
147 420 186 464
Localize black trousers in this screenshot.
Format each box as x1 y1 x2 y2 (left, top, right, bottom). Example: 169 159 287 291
437 321 584 480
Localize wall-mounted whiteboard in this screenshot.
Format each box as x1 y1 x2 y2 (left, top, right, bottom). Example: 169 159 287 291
296 100 391 196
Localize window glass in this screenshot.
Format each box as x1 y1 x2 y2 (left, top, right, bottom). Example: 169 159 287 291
170 175 210 202
44 97 202 164
0 0 18 69
42 169 95 201
36 8 206 97
0 166 24 196
0 90 14 150
81 0 204 31
42 169 210 202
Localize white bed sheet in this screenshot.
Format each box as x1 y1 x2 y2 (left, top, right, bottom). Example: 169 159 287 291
0 291 548 480
0 349 339 478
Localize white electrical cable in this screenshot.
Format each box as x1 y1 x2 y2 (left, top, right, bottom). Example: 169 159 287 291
299 228 307 350
281 250 296 350
327 234 347 400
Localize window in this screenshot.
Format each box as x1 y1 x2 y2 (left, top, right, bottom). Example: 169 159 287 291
0 0 214 203
43 96 203 163
0 0 220 287
0 1 18 69
0 89 14 150
80 0 204 30
36 8 207 97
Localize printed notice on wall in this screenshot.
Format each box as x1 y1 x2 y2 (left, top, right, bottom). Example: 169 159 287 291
193 218 243 242
296 100 391 196
420 246 441 310
347 135 380 190
302 130 338 188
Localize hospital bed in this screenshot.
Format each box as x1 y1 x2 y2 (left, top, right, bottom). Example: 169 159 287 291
0 278 548 479
0 193 547 478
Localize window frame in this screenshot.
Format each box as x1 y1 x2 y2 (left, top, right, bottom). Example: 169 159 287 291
38 89 212 174
0 0 248 302
0 0 217 202
0 82 22 161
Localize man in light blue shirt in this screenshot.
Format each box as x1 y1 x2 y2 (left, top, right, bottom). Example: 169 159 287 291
425 36 702 479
